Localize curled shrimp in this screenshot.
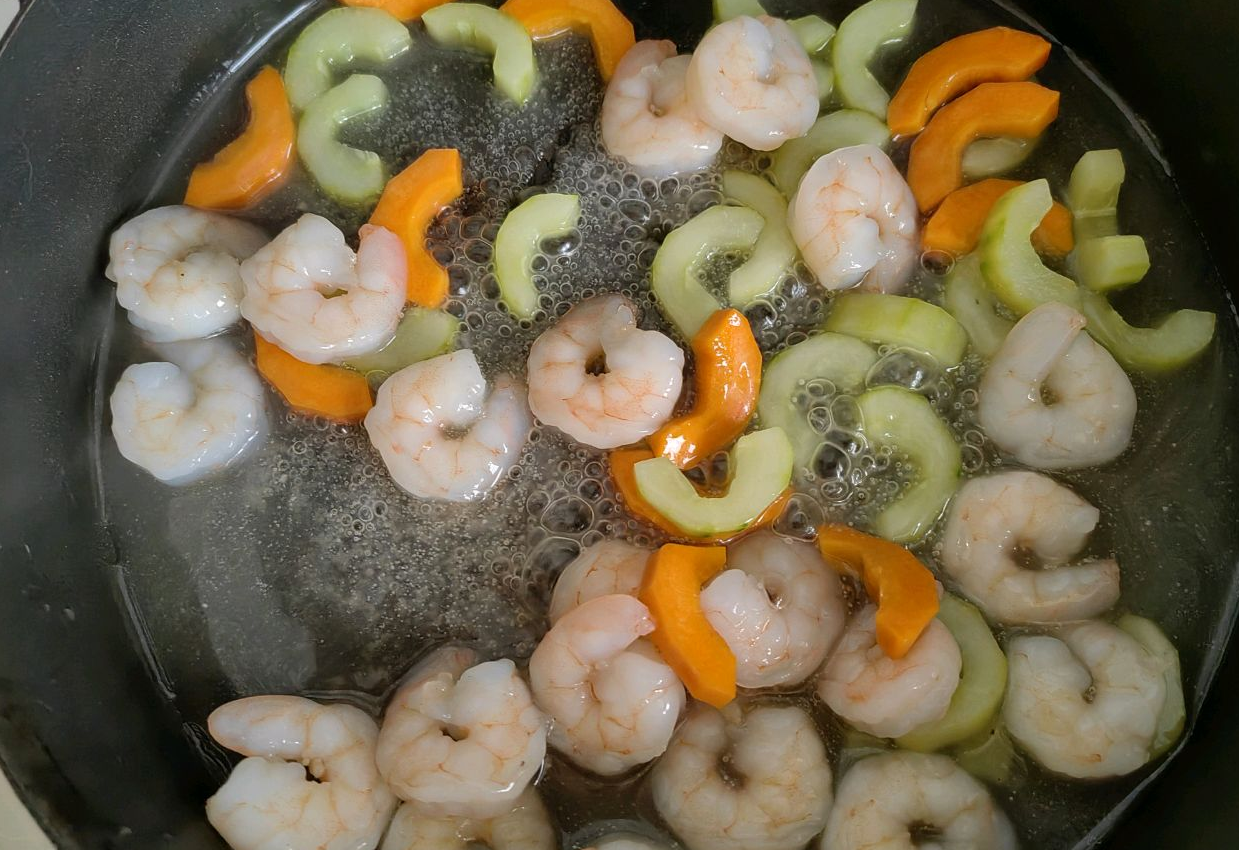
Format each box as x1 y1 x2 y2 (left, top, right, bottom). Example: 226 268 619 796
375 647 547 818
818 604 962 739
686 16 818 151
205 695 396 850
941 471 1121 624
789 144 919 293
528 594 685 776
380 788 555 850
651 702 833 850
110 338 267 485
601 40 724 176
526 294 684 450
364 350 531 502
548 539 652 623
978 301 1136 469
240 214 406 364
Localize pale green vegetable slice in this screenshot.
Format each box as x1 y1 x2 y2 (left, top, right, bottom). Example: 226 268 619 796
789 15 837 55
1066 148 1125 242
824 292 968 367
494 193 580 319
713 0 765 21
422 3 536 104
813 61 836 106
297 74 389 205
833 0 917 119
721 171 798 305
943 254 1013 358
1079 289 1216 373
955 725 1019 785
344 308 458 378
1117 614 1186 759
769 109 891 196
1074 234 1150 292
284 7 413 110
962 135 1038 180
978 179 1080 315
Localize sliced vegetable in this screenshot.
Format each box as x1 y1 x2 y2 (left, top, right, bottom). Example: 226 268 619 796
922 178 1074 259
423 3 537 105
832 0 917 120
978 178 1080 315
721 170 798 305
369 148 464 307
955 725 1019 785
907 81 1060 213
813 61 836 106
639 544 735 707
824 292 968 367
1079 289 1216 373
961 135 1037 180
1074 234 1150 292
494 193 581 319
816 523 939 659
789 15 837 55
856 386 960 543
943 254 1013 359
343 307 459 378
340 0 452 22
1066 148 1125 241
284 7 412 110
254 333 373 422
1117 614 1186 758
769 109 891 196
713 0 765 22
297 74 390 205
500 0 635 82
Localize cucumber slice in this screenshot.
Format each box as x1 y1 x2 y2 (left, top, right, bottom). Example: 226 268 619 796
422 3 536 105
633 428 794 537
962 135 1038 180
824 292 968 367
1079 289 1216 373
789 15 837 55
651 205 764 339
1074 234 1150 292
721 171 798 306
494 193 581 319
713 0 766 21
1066 149 1125 242
955 725 1019 786
343 307 459 377
297 74 390 205
978 179 1080 315
898 595 1007 752
856 386 960 543
284 7 413 110
1117 614 1186 759
769 110 891 196
813 61 836 106
943 254 1013 359
757 333 879 472
833 0 917 120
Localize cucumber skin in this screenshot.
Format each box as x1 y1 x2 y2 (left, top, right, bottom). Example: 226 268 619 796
771 109 891 196
297 74 390 205
832 0 917 119
1079 290 1216 374
721 171 798 306
422 3 537 105
344 308 459 376
494 193 580 319
284 7 412 110
943 254 1013 359
824 292 969 367
1117 614 1186 759
1074 234 1150 293
979 179 1080 316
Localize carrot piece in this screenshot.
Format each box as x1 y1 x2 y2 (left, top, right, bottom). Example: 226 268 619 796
648 309 762 469
340 0 452 22
638 543 735 708
887 27 1051 137
816 524 939 660
369 149 464 308
253 333 373 423
906 82 1060 214
923 178 1074 257
500 0 635 81
184 67 295 211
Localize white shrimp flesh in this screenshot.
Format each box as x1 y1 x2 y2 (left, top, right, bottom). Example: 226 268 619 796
548 539 652 623
379 788 554 850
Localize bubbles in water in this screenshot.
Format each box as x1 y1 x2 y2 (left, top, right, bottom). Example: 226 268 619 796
867 348 941 392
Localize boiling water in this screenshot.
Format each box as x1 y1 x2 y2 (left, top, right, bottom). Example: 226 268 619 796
95 0 1239 847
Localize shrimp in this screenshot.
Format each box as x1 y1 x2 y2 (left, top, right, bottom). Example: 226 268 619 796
699 531 847 689
651 702 833 850
110 338 267 485
380 788 555 850
548 539 652 623
239 214 406 364
685 16 818 151
978 301 1136 469
1004 620 1168 778
528 594 685 776
818 604 962 739
364 350 531 502
375 646 547 818
789 144 920 293
105 205 268 342
205 695 396 850
940 471 1121 624
822 751 1018 850
601 40 724 176
526 294 684 450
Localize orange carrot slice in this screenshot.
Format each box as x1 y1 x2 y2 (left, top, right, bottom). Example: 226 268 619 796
923 178 1074 257
341 0 452 22
500 0 635 81
254 333 373 423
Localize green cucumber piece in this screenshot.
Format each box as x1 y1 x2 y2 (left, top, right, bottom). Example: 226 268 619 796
832 0 917 119
344 308 459 378
789 15 837 55
651 205 764 339
769 110 891 196
856 386 960 543
494 193 581 319
943 254 1013 359
978 179 1080 315
813 60 836 106
1074 235 1150 292
955 725 1019 786
297 74 390 204
962 135 1038 180
757 333 879 473
284 7 412 111
721 171 798 306
1117 614 1186 759
1079 289 1215 373
422 3 536 105
713 0 766 21
898 595 1007 752
1066 149 1125 242
633 428 793 537
824 293 968 367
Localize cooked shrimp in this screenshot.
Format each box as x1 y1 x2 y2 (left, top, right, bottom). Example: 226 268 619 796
602 40 724 176
365 350 531 502
818 604 962 739
652 703 833 850
239 214 406 364
205 695 396 850
941 471 1121 624
548 539 652 623
978 301 1136 469
700 531 846 689
1005 620 1168 778
526 294 684 450
380 788 555 850
528 594 685 776
105 205 268 342
823 751 1018 850
685 16 818 151
789 144 920 293
110 338 267 485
